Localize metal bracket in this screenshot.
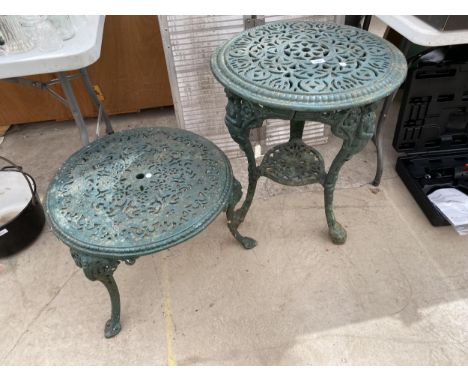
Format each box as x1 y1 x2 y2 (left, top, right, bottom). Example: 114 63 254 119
3 74 81 107
2 69 113 146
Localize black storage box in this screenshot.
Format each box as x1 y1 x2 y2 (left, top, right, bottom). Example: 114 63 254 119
394 45 468 226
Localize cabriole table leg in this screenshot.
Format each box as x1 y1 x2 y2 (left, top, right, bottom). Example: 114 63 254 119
324 105 377 244
70 250 122 338
224 91 264 249
226 177 257 249
290 120 305 141
324 150 350 245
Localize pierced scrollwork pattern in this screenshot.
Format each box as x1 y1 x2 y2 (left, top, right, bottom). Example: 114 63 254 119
70 250 123 338
211 20 406 247
260 140 325 186
46 127 232 255
71 251 119 281
224 88 265 139
331 105 378 153
211 21 407 110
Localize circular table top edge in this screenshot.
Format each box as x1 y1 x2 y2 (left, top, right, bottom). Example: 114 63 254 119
45 127 233 258
211 20 408 111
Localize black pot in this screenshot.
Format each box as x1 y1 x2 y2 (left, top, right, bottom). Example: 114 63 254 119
0 156 45 257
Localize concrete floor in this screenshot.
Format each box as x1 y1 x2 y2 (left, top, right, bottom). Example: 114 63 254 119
1 102 468 366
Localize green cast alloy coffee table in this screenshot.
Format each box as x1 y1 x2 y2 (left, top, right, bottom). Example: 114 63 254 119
45 127 247 338
211 20 407 248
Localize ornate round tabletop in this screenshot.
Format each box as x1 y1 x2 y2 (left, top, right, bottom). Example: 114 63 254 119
45 127 233 257
211 20 407 111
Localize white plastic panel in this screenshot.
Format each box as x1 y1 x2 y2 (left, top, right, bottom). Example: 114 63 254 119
160 15 338 158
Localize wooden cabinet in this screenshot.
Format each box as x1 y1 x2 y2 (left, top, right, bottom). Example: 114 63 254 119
0 16 173 126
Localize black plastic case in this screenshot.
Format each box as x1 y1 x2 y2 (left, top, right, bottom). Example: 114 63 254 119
393 45 468 226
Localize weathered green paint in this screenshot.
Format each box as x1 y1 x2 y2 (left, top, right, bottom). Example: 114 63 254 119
45 127 244 337
211 21 407 247
211 21 407 112
70 250 122 338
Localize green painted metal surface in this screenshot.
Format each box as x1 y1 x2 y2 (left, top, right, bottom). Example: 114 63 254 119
46 127 234 257
211 20 407 111
45 127 243 338
211 21 408 247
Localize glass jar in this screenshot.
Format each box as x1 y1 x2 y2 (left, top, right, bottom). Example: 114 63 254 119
0 16 35 54
48 16 75 41
18 15 63 52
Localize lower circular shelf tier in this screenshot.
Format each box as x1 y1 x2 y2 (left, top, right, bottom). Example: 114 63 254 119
260 139 325 186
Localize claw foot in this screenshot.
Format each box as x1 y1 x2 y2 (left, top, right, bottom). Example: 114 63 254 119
104 319 121 338
329 221 347 245
240 236 257 249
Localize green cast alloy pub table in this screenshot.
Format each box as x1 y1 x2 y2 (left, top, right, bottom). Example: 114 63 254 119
211 20 407 248
45 127 247 338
